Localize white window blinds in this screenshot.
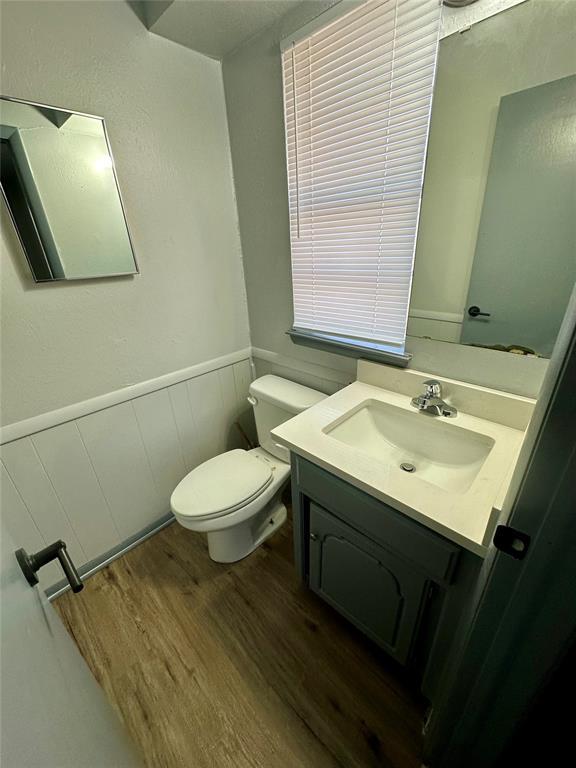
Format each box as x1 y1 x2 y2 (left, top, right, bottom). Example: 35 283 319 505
282 0 441 353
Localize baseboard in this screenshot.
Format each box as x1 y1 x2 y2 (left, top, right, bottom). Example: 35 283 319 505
47 513 175 601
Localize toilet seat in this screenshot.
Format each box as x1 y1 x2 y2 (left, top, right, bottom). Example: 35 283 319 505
171 449 273 521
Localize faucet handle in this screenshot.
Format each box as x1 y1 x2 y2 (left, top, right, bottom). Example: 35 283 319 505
423 379 442 397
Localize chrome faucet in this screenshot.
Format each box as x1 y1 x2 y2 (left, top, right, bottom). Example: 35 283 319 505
410 380 457 418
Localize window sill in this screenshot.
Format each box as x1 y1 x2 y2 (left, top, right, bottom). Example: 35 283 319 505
287 328 412 368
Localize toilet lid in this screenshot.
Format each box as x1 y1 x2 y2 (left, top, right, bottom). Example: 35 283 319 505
170 449 273 519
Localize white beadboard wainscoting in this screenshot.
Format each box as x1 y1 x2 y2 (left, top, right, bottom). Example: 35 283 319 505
0 350 253 593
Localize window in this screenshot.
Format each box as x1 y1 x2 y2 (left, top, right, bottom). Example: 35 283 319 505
282 0 441 363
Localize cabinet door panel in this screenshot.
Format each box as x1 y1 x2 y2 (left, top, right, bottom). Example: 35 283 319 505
309 504 428 664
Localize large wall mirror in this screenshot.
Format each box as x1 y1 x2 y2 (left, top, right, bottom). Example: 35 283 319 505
409 0 575 359
0 96 138 281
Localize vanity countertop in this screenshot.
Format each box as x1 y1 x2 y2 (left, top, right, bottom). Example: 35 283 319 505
272 364 534 557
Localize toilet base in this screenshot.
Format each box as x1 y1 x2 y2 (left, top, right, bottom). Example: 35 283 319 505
206 500 287 563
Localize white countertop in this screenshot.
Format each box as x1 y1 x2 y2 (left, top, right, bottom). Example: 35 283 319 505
272 367 532 557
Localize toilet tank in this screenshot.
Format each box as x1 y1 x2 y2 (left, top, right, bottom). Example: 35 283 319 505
248 375 327 463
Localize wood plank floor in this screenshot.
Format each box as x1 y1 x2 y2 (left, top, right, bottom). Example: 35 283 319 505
55 516 425 768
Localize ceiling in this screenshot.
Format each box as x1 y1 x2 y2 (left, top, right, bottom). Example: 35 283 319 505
135 0 306 59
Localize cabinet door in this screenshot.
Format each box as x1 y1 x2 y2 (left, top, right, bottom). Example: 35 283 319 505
309 504 428 665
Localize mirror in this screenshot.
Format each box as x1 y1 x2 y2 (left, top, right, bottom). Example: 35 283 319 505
409 0 575 358
0 96 138 281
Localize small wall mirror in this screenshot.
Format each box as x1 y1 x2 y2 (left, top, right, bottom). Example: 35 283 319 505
1 96 138 281
409 0 575 359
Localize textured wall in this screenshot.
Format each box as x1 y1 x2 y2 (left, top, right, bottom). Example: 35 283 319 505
0 0 250 425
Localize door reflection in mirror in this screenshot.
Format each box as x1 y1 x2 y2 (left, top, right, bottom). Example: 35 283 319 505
409 0 576 358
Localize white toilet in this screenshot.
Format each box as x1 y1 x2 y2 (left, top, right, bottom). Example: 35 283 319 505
170 375 326 563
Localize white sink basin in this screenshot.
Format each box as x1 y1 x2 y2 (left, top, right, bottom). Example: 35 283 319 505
323 399 495 494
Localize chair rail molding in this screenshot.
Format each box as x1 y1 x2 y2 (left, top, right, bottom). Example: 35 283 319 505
0 347 251 445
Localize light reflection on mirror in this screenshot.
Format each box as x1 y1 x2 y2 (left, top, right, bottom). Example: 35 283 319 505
93 155 113 173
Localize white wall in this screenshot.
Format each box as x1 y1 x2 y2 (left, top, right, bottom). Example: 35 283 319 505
222 0 552 399
0 0 250 426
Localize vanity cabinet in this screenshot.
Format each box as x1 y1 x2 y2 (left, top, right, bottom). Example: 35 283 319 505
291 455 481 697
309 503 429 665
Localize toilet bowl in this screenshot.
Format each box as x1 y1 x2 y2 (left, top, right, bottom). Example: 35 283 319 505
170 375 326 563
171 447 290 562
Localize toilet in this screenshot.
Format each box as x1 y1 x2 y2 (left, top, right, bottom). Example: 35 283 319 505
170 375 326 563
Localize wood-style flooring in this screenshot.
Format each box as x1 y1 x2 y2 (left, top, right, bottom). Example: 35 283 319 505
55 515 424 768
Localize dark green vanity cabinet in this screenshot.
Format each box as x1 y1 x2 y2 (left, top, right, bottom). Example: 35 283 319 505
290 454 482 699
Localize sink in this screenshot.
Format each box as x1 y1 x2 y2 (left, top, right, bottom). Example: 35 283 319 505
323 399 495 494
271 368 532 555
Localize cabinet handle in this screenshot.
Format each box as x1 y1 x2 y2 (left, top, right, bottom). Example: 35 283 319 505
310 533 318 541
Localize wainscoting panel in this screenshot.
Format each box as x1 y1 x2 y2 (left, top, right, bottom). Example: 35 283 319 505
0 355 252 591
232 359 253 418
0 436 86 566
218 365 240 430
168 381 202 472
76 402 161 542
132 389 187 505
0 462 62 589
186 370 226 463
31 422 121 561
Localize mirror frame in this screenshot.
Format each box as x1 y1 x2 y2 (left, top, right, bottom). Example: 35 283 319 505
0 94 139 282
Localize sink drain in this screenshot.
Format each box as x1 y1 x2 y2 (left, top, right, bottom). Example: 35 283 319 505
400 462 416 473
